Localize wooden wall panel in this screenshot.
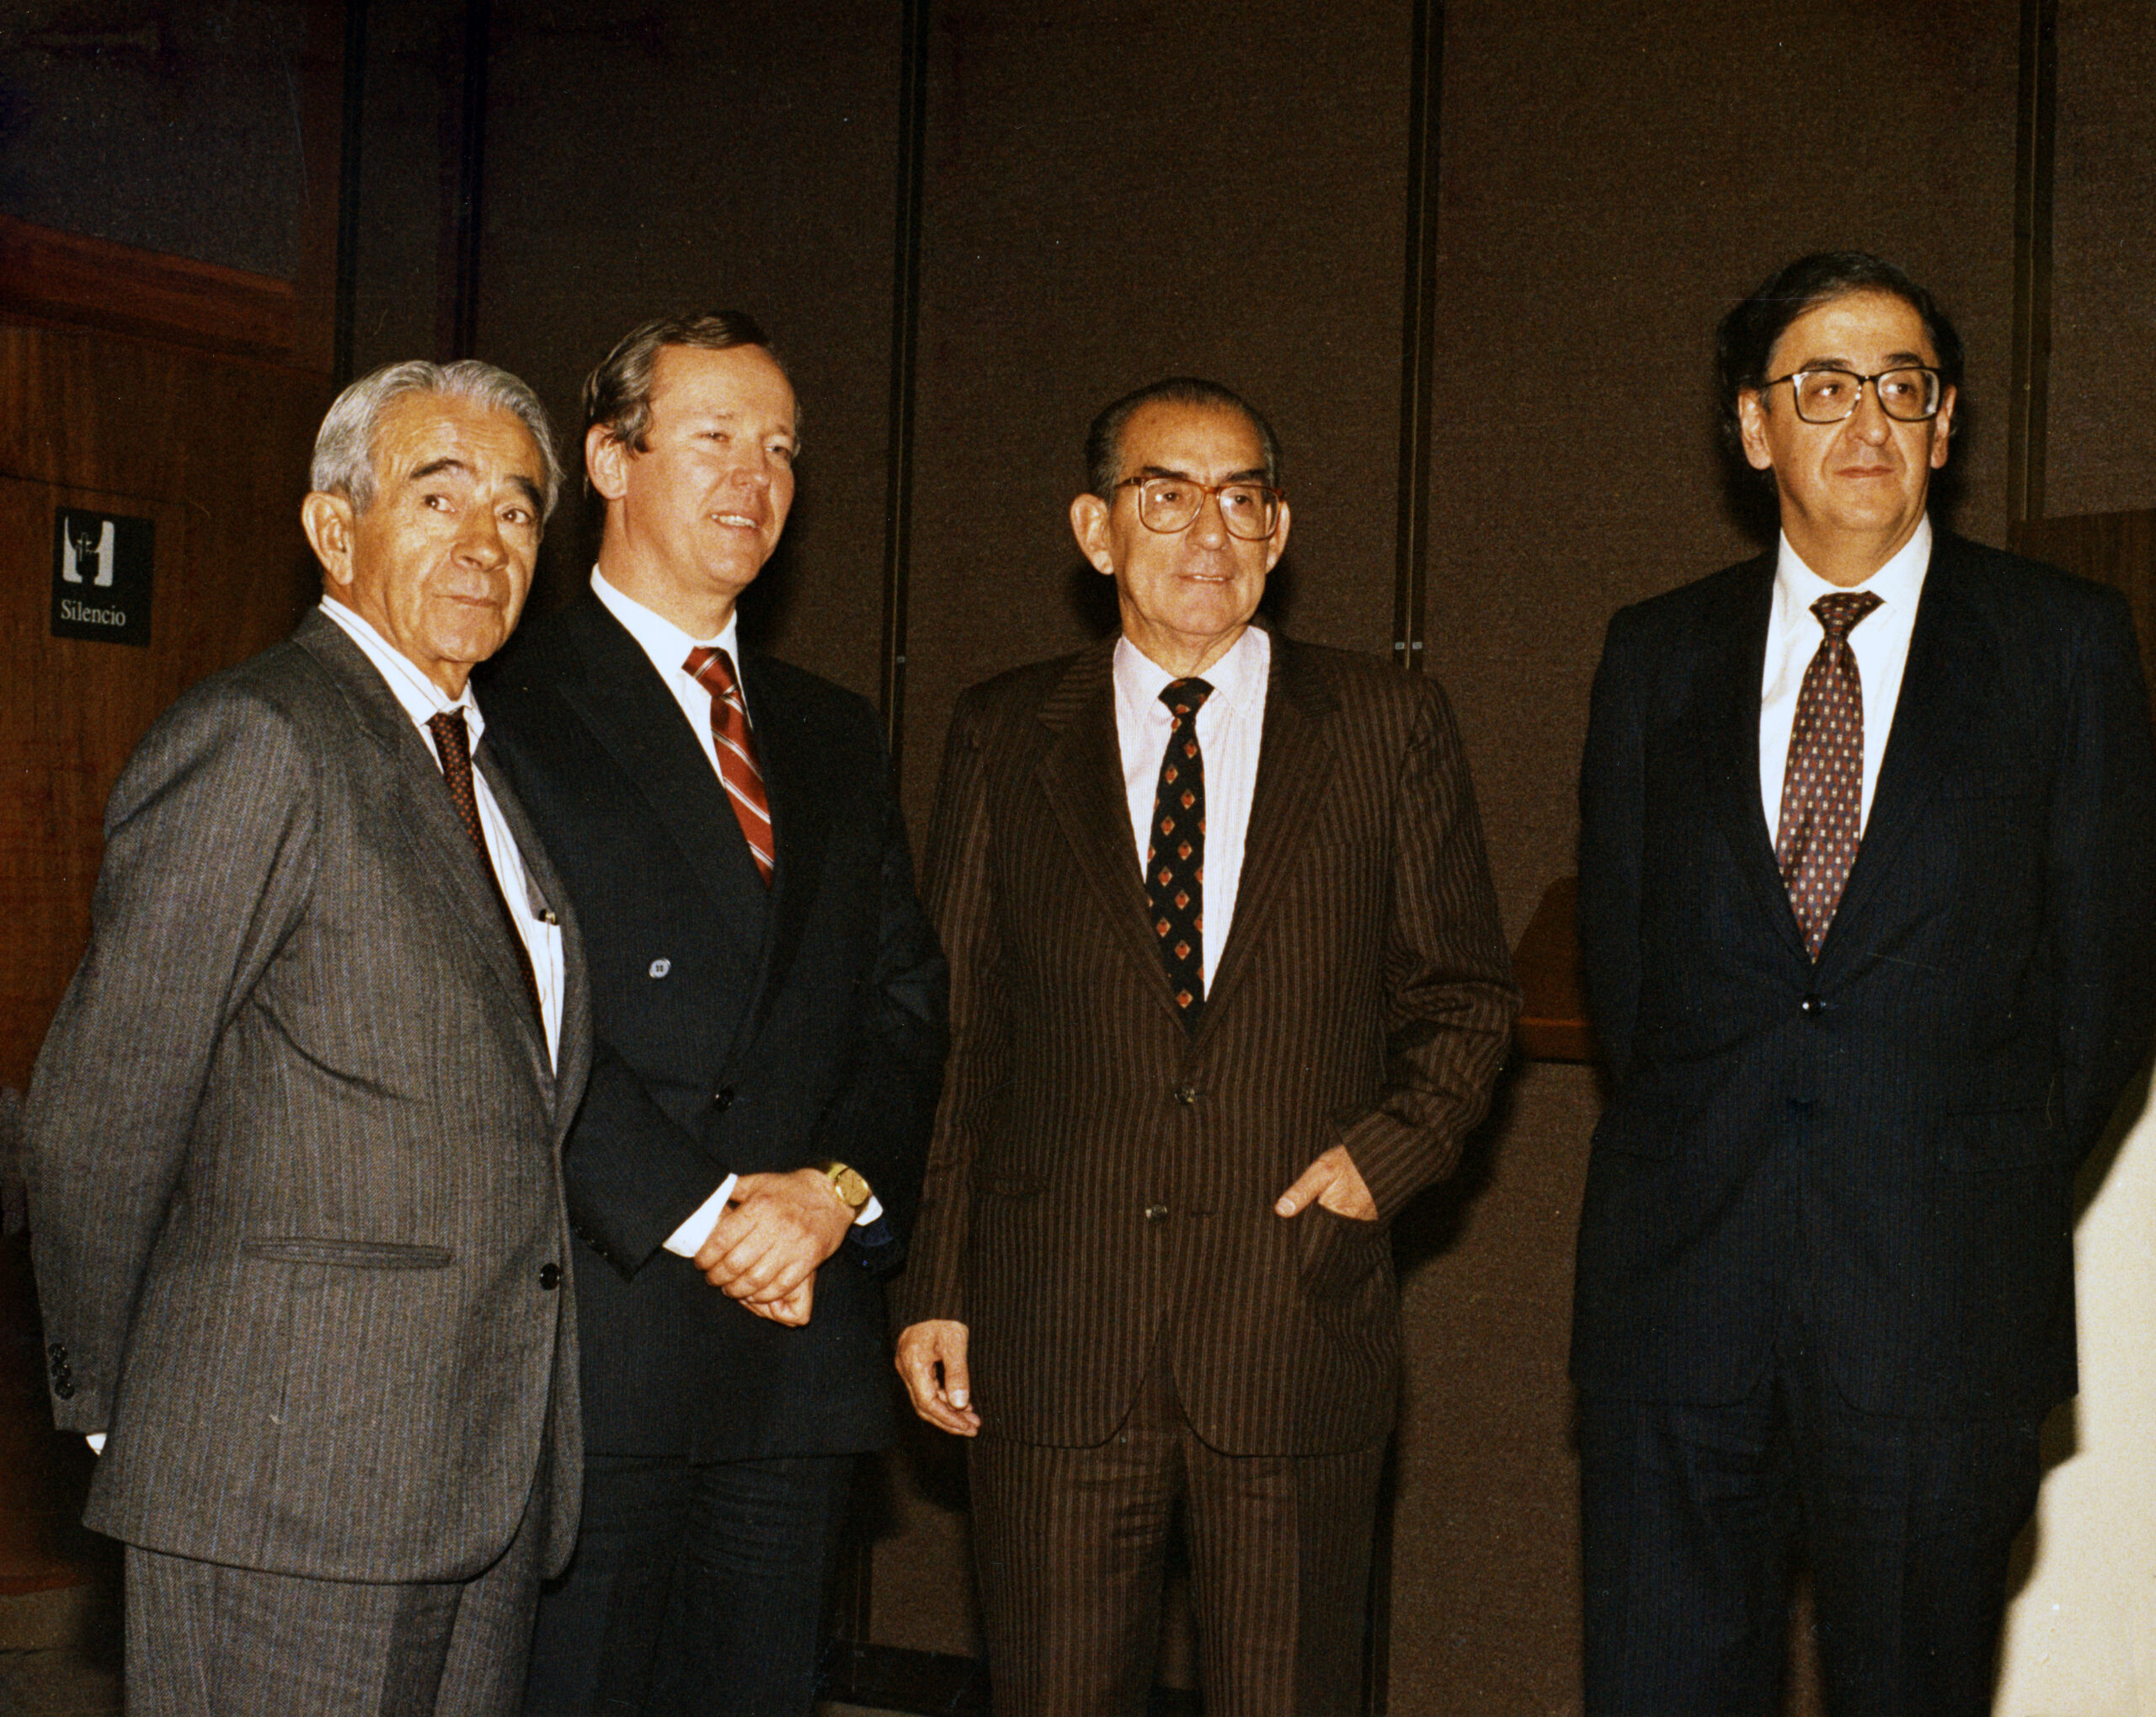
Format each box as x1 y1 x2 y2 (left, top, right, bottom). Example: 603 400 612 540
0 322 327 1091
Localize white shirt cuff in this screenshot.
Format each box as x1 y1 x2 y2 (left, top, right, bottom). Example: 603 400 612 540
663 1173 739 1256
86 1432 106 1453
659 1174 883 1257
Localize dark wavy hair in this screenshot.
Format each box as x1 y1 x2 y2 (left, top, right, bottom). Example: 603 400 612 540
583 311 789 454
1715 252 1964 467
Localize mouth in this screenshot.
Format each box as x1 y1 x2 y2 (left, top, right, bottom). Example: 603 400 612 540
709 510 765 531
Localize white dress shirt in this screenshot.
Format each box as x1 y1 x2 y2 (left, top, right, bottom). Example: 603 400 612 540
1114 624 1270 988
1758 517 1931 840
587 568 881 1256
319 598 565 1068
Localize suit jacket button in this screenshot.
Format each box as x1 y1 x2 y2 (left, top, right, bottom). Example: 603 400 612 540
48 1344 65 1361
539 1263 561 1290
1801 994 1822 1016
1173 1085 1198 1106
713 1086 735 1111
53 1378 75 1400
1145 1203 1169 1223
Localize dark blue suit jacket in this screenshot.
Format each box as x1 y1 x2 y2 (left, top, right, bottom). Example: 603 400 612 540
1572 531 2156 1416
481 594 946 1459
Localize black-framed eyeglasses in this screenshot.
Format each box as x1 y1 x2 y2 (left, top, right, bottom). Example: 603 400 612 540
1113 476 1284 541
1762 365 1945 424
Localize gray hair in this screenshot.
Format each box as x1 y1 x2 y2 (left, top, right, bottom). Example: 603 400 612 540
310 359 563 522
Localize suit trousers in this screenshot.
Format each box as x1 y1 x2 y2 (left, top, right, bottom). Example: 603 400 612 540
124 1474 549 1717
520 1451 853 1717
1578 1319 2043 1717
968 1339 1386 1717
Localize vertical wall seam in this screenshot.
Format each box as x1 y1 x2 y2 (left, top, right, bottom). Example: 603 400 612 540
880 0 933 769
331 0 368 387
1390 0 1444 675
446 0 491 362
2009 0 2057 525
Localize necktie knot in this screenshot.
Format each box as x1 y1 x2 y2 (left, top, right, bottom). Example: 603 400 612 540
685 644 744 709
1812 590 1881 645
1161 677 1214 724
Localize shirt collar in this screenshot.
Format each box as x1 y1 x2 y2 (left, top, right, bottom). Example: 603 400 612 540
1114 623 1269 718
1774 514 1932 621
318 597 478 735
591 566 743 697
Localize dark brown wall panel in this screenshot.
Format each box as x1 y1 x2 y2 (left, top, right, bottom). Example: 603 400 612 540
896 0 1417 824
2044 0 2156 518
454 2 903 701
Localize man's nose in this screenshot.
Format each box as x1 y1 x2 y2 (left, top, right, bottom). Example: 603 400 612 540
456 509 510 567
1190 489 1230 547
1847 381 1894 441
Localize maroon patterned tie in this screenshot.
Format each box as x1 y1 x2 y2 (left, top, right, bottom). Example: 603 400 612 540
1774 591 1883 959
426 708 542 1016
1148 678 1213 1029
683 645 775 886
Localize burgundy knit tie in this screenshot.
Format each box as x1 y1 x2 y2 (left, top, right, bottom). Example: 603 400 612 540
683 645 774 886
1774 591 1882 959
1148 678 1213 1029
427 708 542 1016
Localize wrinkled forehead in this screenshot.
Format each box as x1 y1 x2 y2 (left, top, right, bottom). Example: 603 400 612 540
1766 288 1938 376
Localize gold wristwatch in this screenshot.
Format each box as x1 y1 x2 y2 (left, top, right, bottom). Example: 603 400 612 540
811 1160 872 1213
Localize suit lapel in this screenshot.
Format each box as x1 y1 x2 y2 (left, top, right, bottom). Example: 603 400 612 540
1033 640 1185 1022
733 653 830 1048
554 599 767 974
475 737 590 1106
1822 536 1987 956
1198 636 1336 1033
295 614 554 1072
1695 557 1814 965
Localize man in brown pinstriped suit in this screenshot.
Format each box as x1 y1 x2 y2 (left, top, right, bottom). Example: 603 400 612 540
895 377 1519 1715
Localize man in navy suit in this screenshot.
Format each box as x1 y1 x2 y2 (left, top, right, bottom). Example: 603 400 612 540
1573 252 2156 1714
482 312 946 1717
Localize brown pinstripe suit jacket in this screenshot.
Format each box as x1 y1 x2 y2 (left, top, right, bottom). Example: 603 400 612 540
901 632 1518 1456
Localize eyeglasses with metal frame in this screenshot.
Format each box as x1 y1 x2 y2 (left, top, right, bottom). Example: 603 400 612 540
1113 475 1285 540
1762 365 1945 424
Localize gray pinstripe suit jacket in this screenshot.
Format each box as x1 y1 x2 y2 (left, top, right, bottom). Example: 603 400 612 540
901 633 1519 1456
26 611 591 1582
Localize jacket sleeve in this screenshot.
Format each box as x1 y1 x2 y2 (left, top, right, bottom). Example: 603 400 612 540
1330 678 1523 1222
2047 585 2156 1159
893 691 1006 1326
803 744 948 1260
24 687 318 1432
1577 603 1650 1085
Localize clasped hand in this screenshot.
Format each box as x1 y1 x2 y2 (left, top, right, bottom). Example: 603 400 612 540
692 1168 855 1326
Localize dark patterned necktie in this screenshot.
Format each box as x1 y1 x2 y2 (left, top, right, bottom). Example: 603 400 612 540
1147 678 1214 1029
684 645 775 887
427 708 542 1016
1774 590 1883 959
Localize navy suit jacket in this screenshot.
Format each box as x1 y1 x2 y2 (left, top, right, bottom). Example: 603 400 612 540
481 594 946 1459
1573 531 2156 1416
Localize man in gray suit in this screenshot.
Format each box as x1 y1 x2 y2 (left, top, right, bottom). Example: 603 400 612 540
25 360 591 1716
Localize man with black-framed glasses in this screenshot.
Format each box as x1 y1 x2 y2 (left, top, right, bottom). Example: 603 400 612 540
895 376 1518 1714
1573 250 2156 1714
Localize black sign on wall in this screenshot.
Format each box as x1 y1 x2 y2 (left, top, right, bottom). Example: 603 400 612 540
51 509 155 647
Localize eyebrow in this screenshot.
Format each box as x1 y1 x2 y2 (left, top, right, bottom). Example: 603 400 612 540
1136 463 1269 483
405 456 543 512
1791 350 1932 371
